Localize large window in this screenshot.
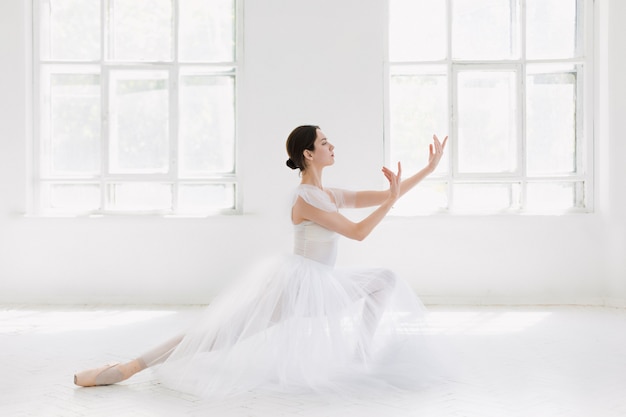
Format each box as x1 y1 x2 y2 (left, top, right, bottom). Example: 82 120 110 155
33 0 238 215
387 0 593 214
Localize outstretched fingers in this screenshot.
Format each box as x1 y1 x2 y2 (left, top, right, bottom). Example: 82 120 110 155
382 162 402 200
427 134 448 171
382 163 401 183
432 134 449 153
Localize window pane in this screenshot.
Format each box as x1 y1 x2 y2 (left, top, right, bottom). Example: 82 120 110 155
526 67 577 175
178 183 235 212
389 72 448 174
526 182 576 211
392 182 448 215
43 71 101 175
457 71 517 173
42 183 101 211
179 0 235 62
109 71 169 174
180 73 235 175
40 0 100 60
35 0 239 216
107 183 172 211
452 0 518 60
111 0 172 61
454 183 518 211
389 0 446 61
526 0 578 59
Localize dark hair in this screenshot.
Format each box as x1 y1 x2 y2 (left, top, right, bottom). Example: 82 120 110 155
285 125 319 171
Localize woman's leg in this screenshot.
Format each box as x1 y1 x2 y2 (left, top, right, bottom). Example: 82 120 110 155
74 334 184 386
138 334 185 368
356 269 397 357
75 299 282 387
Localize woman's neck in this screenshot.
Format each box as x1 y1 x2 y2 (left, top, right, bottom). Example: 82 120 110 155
300 168 323 189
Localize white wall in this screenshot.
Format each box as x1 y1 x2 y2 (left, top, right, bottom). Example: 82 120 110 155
0 0 624 306
604 0 626 305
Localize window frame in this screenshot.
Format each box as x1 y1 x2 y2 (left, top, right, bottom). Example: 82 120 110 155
31 0 243 217
384 0 594 215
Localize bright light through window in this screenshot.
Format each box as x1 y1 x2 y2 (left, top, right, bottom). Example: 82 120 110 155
388 0 592 214
34 0 238 216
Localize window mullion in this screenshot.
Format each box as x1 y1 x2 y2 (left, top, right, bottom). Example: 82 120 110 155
383 63 391 169
100 0 110 211
519 0 527 210
101 65 110 211
32 0 42 214
449 63 456 212
576 63 585 185
446 0 454 211
512 0 520 58
171 42 179 212
584 0 595 211
518 62 526 210
105 0 113 61
170 0 179 213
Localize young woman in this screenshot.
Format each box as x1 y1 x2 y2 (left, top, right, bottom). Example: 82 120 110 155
74 125 448 398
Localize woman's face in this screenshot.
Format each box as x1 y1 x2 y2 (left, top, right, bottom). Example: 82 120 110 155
307 129 335 168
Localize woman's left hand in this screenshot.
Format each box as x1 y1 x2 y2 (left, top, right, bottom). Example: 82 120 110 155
427 134 448 172
382 161 402 203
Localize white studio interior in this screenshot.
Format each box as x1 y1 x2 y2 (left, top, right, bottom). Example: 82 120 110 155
1 1 625 416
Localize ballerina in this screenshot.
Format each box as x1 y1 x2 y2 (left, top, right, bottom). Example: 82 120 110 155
74 125 448 398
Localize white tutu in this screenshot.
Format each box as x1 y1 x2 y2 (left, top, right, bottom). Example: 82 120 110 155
152 185 446 398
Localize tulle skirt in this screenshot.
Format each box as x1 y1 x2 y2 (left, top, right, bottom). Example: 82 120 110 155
155 254 444 399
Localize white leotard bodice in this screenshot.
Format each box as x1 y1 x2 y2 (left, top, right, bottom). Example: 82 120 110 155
292 185 355 266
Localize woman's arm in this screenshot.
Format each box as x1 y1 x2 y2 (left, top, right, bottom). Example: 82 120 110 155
353 135 448 208
293 165 401 241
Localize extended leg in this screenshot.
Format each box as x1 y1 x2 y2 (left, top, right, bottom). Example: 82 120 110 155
74 300 283 387
74 334 184 387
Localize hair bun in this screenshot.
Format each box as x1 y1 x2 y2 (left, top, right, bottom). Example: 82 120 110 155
286 158 298 170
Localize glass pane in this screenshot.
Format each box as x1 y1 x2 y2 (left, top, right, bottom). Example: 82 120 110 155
454 183 516 211
111 0 172 61
43 71 101 175
452 0 518 60
526 182 575 211
526 0 578 59
109 71 169 173
180 74 235 175
40 0 100 60
457 71 517 173
526 67 577 175
178 184 236 212
390 72 448 175
42 183 101 211
179 0 235 62
108 183 172 211
391 182 448 215
389 0 446 61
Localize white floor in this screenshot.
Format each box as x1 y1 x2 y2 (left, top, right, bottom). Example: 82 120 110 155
1 305 625 417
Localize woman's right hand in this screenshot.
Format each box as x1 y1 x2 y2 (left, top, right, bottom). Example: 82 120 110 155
382 162 402 204
426 134 448 173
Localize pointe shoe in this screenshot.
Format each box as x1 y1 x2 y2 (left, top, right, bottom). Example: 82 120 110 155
74 362 120 387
